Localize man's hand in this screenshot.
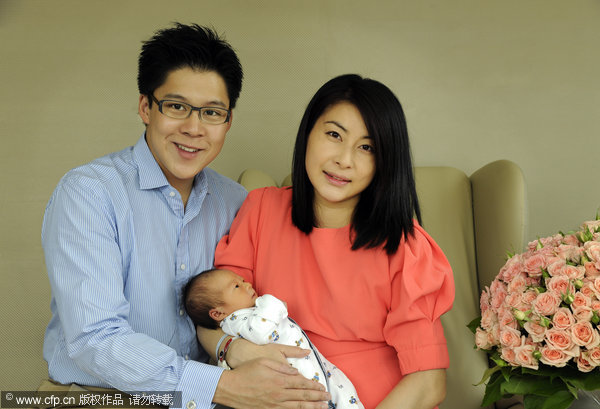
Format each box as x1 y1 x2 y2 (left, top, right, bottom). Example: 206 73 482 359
213 358 331 409
226 338 311 368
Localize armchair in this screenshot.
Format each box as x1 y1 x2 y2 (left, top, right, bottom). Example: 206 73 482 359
237 159 527 409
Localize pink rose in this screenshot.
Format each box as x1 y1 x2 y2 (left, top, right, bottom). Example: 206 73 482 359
572 292 592 309
528 240 540 251
521 289 539 309
563 265 585 281
504 292 522 309
547 260 567 277
532 291 561 316
523 253 547 278
499 327 522 348
545 328 575 350
539 234 563 249
490 285 508 313
582 220 600 232
585 242 600 269
555 244 584 264
585 262 600 279
592 300 600 312
507 273 528 294
480 287 491 314
592 277 600 298
546 275 574 297
499 310 519 330
539 346 573 367
499 255 524 283
514 341 539 370
481 309 498 331
579 283 596 299
573 306 594 322
552 308 576 330
489 324 500 345
571 321 600 348
587 347 600 365
563 234 581 246
501 347 518 366
475 327 495 350
523 320 548 343
577 351 596 372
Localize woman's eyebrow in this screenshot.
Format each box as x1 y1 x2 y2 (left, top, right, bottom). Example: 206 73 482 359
324 120 347 132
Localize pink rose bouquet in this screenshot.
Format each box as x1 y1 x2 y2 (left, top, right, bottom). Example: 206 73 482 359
469 217 600 409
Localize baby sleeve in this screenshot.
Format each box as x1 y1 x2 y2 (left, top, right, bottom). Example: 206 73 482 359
221 295 288 345
384 223 455 376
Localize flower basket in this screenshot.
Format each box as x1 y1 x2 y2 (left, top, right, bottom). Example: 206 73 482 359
469 217 600 409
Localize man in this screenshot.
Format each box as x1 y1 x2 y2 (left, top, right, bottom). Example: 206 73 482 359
41 23 329 409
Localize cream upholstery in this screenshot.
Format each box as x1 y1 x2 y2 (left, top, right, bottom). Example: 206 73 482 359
1 160 525 409
237 160 527 409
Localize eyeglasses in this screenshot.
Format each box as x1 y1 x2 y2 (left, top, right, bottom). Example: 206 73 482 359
150 94 231 124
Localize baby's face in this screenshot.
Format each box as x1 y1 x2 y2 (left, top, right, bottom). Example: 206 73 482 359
213 269 258 315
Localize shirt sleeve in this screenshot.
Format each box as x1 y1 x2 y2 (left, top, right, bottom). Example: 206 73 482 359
214 188 268 285
42 176 222 409
383 223 455 375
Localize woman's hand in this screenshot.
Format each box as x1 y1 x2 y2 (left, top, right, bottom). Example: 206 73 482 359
226 338 311 368
196 326 312 367
376 368 446 409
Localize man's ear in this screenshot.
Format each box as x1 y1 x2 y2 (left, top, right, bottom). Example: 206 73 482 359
209 307 227 322
225 110 233 132
138 94 150 125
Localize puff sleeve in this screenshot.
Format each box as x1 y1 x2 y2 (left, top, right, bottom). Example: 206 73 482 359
214 188 268 285
384 223 455 375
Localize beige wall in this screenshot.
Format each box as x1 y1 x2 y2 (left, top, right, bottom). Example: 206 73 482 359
1 0 599 387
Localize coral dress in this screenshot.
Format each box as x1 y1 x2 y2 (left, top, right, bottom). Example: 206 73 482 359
215 187 454 408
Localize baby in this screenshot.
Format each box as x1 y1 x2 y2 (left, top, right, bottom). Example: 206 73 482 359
184 268 364 409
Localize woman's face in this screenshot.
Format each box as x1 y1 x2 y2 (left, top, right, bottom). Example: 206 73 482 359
305 101 376 216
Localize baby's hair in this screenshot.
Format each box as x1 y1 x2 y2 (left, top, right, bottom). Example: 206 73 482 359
183 268 223 329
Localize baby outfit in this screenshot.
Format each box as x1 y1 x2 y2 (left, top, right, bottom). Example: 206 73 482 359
221 294 364 409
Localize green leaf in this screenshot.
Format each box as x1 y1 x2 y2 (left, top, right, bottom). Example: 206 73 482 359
563 369 600 391
523 394 546 409
474 364 503 386
501 375 563 397
481 371 506 407
501 366 513 382
523 390 574 409
466 316 481 334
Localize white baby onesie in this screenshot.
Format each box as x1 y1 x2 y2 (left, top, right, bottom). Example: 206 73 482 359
220 294 364 409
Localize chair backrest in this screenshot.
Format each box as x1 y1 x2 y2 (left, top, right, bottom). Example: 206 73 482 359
415 166 490 409
241 160 528 409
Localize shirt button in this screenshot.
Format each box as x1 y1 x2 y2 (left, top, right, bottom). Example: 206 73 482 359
179 309 185 316
186 401 196 409
185 354 190 360
180 264 186 270
169 191 175 197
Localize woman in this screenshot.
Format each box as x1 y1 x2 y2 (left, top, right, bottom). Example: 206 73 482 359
202 74 454 408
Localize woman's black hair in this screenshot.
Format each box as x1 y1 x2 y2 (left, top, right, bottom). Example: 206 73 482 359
291 74 421 255
137 23 243 109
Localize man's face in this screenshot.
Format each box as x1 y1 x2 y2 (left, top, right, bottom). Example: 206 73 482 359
138 67 232 195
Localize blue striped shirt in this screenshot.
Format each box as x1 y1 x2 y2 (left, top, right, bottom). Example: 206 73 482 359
42 134 247 409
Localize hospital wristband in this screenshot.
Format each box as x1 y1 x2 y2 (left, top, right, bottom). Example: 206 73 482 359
215 334 229 361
